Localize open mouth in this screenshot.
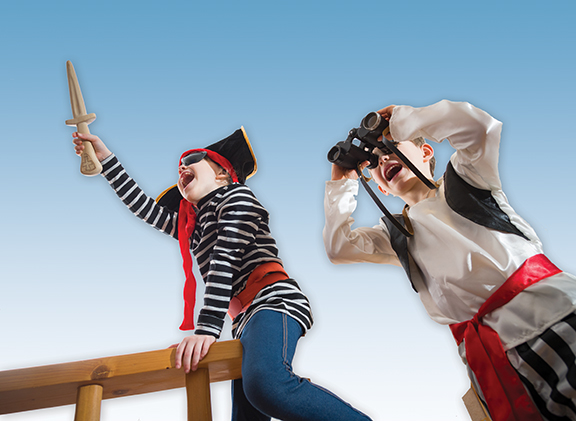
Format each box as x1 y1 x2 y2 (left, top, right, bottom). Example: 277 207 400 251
180 172 195 189
385 163 402 182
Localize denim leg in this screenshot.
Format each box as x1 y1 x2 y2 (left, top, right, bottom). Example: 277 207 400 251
233 309 372 421
231 378 270 421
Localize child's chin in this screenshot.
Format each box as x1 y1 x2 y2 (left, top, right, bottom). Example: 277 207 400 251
180 190 196 203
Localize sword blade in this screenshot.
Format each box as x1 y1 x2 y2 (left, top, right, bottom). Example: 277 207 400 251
66 61 88 118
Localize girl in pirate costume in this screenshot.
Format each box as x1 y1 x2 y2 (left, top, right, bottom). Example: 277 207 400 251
73 128 371 421
324 100 576 421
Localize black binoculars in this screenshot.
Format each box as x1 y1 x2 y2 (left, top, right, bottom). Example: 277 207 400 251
327 112 392 170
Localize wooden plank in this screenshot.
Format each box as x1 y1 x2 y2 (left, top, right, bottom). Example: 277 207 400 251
0 339 242 415
462 387 492 421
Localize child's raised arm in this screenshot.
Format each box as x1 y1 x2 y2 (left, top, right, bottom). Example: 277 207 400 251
331 163 359 181
388 100 503 191
72 132 179 240
72 132 113 162
323 179 399 266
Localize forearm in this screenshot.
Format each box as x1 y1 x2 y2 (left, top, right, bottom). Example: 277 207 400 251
194 250 239 337
390 100 503 189
323 179 399 265
195 307 228 338
101 154 178 239
390 100 500 146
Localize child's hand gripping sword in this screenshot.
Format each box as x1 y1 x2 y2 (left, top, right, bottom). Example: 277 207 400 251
65 61 102 176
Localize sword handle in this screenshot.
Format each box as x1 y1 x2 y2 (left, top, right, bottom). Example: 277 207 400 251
77 122 102 176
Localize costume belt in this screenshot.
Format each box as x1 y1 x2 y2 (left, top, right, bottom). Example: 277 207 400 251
228 262 288 320
450 254 561 421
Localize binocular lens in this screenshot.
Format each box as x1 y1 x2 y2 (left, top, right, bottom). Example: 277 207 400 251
327 146 341 163
361 112 382 131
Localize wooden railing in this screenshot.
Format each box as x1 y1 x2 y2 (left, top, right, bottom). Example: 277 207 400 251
0 339 493 421
0 339 242 421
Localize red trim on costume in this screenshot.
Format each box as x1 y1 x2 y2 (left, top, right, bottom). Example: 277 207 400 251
177 149 238 331
450 254 561 421
227 262 288 320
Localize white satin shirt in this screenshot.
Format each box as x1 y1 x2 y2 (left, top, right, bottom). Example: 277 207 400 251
324 100 576 350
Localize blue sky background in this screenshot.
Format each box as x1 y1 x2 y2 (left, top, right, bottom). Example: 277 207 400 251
1 1 575 420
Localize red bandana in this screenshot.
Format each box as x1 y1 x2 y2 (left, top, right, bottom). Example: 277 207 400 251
177 149 238 331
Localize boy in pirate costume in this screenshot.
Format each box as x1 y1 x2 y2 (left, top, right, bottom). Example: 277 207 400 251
73 129 371 421
324 99 576 421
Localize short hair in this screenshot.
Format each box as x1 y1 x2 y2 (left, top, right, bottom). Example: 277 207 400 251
410 137 435 177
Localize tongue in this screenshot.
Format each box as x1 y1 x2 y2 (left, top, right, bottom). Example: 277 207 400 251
387 165 401 181
182 174 194 188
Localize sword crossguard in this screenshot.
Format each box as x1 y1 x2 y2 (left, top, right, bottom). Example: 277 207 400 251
65 113 96 127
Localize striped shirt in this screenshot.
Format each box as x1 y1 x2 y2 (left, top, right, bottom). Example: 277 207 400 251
101 154 313 338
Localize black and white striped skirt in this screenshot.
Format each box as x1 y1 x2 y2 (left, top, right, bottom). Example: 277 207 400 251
507 311 576 420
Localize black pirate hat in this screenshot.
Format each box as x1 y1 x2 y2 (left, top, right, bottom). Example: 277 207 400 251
156 127 257 211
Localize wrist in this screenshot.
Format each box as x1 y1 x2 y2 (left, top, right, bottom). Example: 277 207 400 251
194 327 220 339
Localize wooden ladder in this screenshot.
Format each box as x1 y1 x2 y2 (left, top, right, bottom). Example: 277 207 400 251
0 339 242 421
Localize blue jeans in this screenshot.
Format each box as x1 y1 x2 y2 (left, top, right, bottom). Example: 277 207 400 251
231 310 372 421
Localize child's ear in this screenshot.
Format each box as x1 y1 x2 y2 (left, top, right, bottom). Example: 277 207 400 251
378 185 389 196
422 143 434 162
215 170 231 184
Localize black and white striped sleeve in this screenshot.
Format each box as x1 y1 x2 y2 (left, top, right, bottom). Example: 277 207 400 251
194 189 264 337
100 154 178 239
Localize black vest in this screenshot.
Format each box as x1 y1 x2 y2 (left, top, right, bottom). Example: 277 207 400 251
383 161 528 292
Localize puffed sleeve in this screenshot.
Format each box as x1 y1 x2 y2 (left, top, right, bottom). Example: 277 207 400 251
390 100 503 191
323 178 400 266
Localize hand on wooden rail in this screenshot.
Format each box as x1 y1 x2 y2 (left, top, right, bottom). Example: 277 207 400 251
171 335 217 373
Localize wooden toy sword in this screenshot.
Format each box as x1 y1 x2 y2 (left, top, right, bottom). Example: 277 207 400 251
65 60 102 176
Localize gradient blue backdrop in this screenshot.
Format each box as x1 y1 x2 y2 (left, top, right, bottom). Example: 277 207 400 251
1 1 575 420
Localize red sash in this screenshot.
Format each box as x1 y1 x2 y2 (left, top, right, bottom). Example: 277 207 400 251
450 254 561 421
228 262 288 319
